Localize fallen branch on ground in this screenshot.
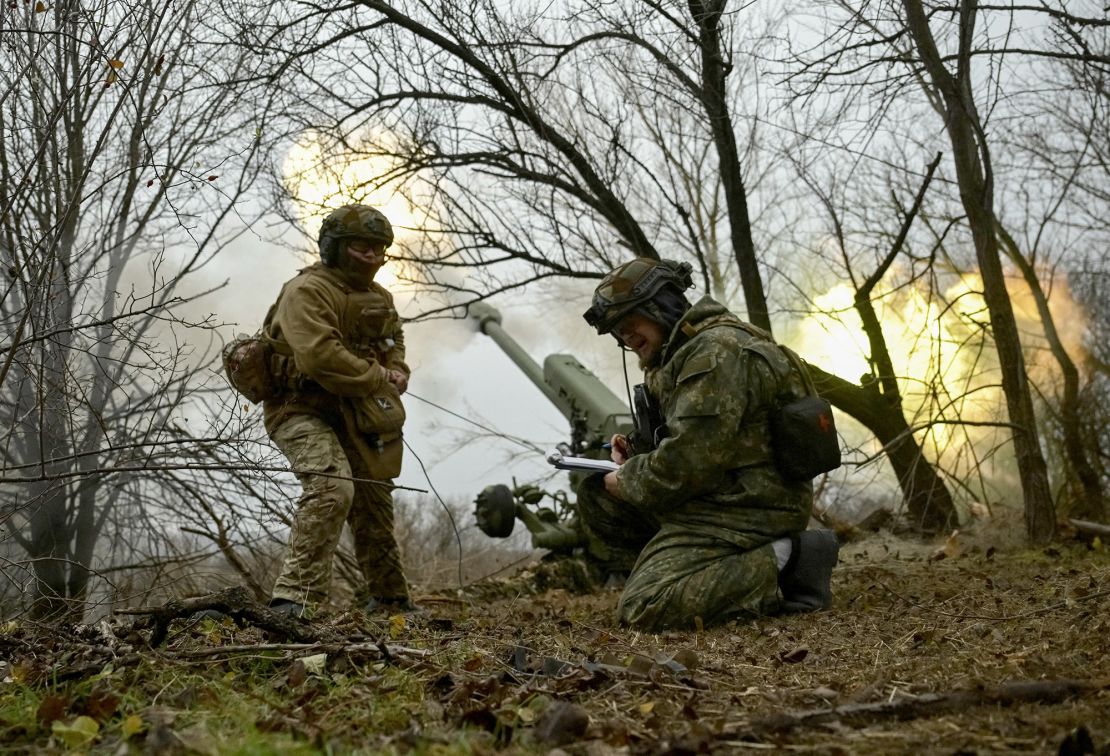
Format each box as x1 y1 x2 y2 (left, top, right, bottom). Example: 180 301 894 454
1069 518 1110 539
736 678 1109 737
171 641 432 659
119 586 327 645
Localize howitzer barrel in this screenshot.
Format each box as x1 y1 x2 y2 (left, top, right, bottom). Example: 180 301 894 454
469 301 633 442
470 301 564 410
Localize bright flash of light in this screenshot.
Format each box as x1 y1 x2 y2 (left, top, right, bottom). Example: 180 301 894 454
789 279 1003 455
790 270 1090 470
945 271 1090 388
284 135 423 289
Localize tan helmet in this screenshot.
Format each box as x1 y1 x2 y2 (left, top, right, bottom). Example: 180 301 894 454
317 204 394 265
583 258 694 334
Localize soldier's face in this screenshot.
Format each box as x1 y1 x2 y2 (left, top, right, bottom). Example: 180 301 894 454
614 313 666 367
342 238 387 278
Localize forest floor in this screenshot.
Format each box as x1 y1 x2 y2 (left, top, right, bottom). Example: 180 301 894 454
2 526 1109 755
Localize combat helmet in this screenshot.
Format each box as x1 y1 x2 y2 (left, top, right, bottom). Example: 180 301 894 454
318 204 394 266
583 258 694 334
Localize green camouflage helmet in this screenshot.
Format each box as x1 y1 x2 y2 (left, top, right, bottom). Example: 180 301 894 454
318 204 394 266
583 258 694 334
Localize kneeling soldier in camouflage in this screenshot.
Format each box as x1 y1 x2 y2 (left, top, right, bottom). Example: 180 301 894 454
579 258 839 632
264 204 416 617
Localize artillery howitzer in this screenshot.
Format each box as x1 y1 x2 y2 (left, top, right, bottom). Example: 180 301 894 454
468 301 633 554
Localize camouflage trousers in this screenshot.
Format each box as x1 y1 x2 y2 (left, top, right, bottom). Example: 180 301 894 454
270 414 409 608
576 475 781 632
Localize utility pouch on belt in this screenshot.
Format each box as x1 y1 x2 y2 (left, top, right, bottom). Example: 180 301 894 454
353 383 406 438
223 333 293 404
222 285 292 404
362 436 403 480
343 407 404 480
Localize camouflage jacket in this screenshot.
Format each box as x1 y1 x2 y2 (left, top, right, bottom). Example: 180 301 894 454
262 263 410 435
614 296 812 546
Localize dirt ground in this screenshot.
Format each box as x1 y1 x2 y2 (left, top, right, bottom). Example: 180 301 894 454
2 528 1109 754
442 531 1110 754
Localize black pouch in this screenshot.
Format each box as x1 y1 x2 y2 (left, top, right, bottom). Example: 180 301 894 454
770 394 841 481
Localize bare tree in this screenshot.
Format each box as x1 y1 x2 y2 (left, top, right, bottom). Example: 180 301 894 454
786 0 1110 540
0 0 270 619
786 150 962 531
994 8 1110 522
902 0 1055 541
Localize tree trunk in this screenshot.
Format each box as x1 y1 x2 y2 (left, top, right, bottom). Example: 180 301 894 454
902 0 1056 543
810 364 957 533
689 0 771 333
995 224 1105 522
686 5 956 532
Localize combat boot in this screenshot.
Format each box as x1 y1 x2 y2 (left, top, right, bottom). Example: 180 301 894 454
778 529 839 613
268 598 306 618
363 596 423 615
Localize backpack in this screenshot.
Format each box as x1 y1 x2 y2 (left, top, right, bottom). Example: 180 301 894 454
222 289 291 404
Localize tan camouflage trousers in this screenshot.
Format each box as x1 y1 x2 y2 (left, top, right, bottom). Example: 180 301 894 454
576 475 781 632
270 414 409 608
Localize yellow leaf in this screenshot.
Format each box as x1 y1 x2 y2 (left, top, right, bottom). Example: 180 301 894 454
300 653 327 675
389 614 405 639
1093 536 1103 551
106 71 118 85
34 2 46 12
10 661 31 683
108 59 124 69
638 701 655 715
52 716 100 748
121 714 144 739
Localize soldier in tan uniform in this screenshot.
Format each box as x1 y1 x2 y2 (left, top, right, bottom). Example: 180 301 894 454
263 204 415 617
580 258 839 631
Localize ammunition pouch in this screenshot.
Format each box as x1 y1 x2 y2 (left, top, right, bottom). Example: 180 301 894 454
629 383 666 454
361 435 403 480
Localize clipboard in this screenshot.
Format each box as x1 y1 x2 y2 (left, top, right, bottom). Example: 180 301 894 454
546 449 619 473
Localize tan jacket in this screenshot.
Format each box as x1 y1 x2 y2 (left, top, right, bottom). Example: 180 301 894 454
262 263 410 440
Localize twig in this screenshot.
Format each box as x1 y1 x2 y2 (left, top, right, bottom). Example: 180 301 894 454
171 641 432 659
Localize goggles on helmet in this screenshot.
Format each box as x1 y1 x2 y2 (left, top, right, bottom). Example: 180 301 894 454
583 258 693 334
